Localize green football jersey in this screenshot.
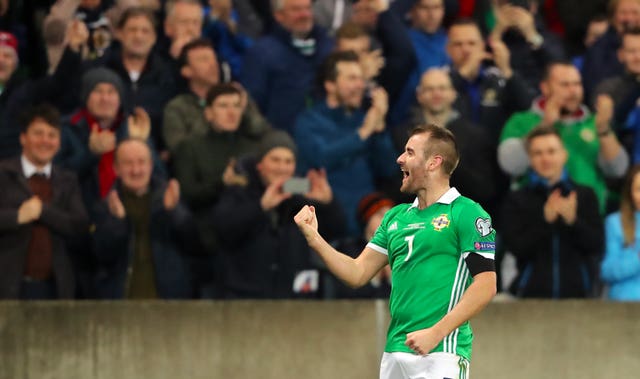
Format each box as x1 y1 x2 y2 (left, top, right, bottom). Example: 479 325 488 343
367 188 495 361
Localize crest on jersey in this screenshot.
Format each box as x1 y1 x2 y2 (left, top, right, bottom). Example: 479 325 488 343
432 214 450 231
475 218 493 237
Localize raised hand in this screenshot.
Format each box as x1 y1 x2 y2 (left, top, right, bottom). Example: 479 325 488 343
595 94 614 132
67 19 89 54
221 158 248 187
88 125 116 155
107 190 126 219
543 189 561 224
127 107 151 140
305 168 332 204
17 196 43 224
163 179 180 211
261 178 291 211
294 205 319 241
488 37 513 79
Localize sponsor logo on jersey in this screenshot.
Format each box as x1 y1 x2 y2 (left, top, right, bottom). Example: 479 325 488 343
388 221 398 231
580 128 595 142
431 214 450 231
404 222 426 230
475 218 493 237
474 241 496 251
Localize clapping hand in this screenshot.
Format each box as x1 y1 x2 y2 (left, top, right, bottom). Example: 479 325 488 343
128 107 151 140
305 169 332 204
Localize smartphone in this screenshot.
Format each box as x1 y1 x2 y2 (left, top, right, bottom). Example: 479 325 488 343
283 177 310 195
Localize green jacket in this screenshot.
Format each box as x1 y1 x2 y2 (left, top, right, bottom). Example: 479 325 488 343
163 92 269 152
499 103 607 210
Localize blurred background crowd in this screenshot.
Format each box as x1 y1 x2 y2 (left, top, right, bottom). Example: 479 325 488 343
2 0 640 302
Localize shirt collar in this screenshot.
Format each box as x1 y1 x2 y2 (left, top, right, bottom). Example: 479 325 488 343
408 187 461 210
21 155 52 178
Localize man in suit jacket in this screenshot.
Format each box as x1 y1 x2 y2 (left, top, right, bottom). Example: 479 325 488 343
0 104 89 299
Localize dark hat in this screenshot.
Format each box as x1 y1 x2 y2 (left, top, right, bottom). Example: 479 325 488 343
357 192 394 226
256 130 298 161
81 67 125 105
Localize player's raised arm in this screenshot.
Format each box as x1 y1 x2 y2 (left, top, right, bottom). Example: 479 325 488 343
294 205 388 288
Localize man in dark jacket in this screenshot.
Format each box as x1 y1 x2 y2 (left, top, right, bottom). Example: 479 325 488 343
446 19 536 144
0 104 89 299
240 0 333 133
92 139 194 299
212 130 345 298
582 0 640 99
500 126 604 298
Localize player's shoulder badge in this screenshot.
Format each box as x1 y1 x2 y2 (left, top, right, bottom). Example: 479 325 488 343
475 217 493 237
432 214 450 231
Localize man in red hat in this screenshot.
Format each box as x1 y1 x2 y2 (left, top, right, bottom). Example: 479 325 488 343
0 31 18 91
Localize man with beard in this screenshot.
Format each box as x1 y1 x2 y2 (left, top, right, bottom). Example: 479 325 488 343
294 124 497 378
498 61 629 212
293 50 397 237
393 68 498 216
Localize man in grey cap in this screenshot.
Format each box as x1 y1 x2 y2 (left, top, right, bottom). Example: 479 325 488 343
56 66 165 216
211 129 346 298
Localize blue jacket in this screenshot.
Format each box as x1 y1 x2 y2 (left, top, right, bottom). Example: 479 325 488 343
582 26 624 100
602 212 640 301
91 178 196 299
203 19 253 80
389 28 449 126
293 101 397 236
240 24 333 133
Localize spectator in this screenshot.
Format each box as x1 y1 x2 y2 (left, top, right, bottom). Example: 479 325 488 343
241 0 333 133
595 29 640 163
498 61 629 211
173 83 270 296
161 0 203 63
501 126 603 298
601 164 640 300
0 27 87 158
56 67 166 215
582 0 640 99
0 104 89 299
163 38 268 153
333 0 418 128
489 0 566 90
212 130 345 298
293 51 397 237
390 0 450 126
573 14 609 72
446 19 535 143
91 6 177 149
393 68 498 215
203 0 253 80
92 139 194 299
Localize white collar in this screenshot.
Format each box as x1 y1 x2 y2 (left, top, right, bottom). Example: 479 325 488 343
21 155 52 179
408 187 461 210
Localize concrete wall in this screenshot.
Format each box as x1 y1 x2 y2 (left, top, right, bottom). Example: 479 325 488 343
0 300 639 379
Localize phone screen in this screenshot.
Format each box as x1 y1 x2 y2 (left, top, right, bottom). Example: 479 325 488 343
283 177 310 195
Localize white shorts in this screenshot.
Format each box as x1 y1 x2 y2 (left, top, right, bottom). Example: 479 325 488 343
379 351 470 379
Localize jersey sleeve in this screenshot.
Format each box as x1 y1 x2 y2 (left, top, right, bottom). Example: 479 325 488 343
456 202 496 265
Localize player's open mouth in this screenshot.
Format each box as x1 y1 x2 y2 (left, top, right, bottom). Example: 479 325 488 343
401 170 409 179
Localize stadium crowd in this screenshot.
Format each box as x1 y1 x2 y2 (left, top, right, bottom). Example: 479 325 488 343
2 0 640 301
